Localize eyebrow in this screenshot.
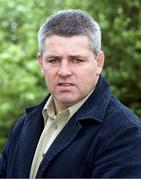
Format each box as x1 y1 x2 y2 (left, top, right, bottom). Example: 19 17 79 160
44 54 86 60
44 55 61 59
69 55 85 58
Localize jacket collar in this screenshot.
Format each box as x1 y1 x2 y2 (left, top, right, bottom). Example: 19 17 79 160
74 75 112 123
25 75 112 123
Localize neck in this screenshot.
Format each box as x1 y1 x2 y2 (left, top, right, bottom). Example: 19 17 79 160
53 100 71 114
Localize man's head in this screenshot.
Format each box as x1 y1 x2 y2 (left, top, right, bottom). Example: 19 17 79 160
38 10 105 113
38 9 101 56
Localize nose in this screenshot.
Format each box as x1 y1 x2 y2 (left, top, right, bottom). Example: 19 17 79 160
58 60 72 77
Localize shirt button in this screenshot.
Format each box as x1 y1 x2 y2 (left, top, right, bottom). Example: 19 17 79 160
54 125 58 129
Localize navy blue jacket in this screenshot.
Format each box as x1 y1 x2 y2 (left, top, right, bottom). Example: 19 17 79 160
1 76 141 178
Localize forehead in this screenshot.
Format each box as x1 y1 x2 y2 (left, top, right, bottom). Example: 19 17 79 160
43 35 93 55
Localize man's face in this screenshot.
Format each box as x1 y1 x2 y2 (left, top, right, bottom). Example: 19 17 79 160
38 35 104 112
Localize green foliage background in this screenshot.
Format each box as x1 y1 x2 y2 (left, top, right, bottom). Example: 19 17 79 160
0 0 141 153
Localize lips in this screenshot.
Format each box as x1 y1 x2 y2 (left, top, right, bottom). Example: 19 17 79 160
58 82 74 86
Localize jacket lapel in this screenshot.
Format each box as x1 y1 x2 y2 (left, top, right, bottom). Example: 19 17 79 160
36 114 82 178
17 98 48 177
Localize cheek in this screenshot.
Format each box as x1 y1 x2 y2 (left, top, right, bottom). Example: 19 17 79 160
76 67 97 88
77 66 97 81
44 70 54 85
43 68 55 80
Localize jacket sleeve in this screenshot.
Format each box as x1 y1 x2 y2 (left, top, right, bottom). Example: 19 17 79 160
0 126 14 178
0 141 9 177
92 125 141 178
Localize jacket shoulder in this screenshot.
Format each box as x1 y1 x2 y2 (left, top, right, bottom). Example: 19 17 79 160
107 96 141 127
98 95 141 148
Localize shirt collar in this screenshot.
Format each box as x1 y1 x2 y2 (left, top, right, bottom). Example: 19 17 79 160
42 90 94 125
42 95 55 125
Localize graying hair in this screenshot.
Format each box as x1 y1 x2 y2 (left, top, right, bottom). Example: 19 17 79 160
38 9 101 56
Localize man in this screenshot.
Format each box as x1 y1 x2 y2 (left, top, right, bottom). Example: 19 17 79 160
1 9 141 178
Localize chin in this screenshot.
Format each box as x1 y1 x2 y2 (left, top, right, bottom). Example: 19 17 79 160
58 97 77 104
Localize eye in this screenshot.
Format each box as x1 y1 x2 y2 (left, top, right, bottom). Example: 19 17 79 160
76 58 84 62
73 58 84 63
47 58 60 64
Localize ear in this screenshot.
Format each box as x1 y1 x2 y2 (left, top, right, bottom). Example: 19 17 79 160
96 50 105 75
38 53 45 75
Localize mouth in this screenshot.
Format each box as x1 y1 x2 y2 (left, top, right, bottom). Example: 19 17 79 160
58 82 74 87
